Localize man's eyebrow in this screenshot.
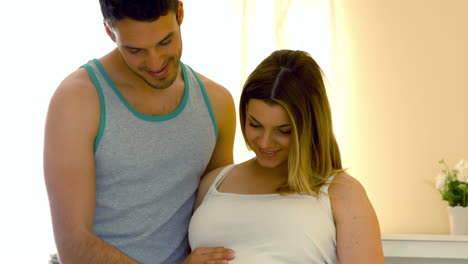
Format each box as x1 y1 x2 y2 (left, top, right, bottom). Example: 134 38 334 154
247 114 291 128
122 45 140 50
122 32 175 50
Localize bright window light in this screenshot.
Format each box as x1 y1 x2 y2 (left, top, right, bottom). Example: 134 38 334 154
1 1 331 262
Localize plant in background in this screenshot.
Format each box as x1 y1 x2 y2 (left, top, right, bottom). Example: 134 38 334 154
435 159 468 207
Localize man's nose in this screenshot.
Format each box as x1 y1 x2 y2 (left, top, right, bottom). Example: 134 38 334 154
145 50 164 71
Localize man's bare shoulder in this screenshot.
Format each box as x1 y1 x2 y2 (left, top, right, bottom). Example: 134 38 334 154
193 71 236 171
50 67 99 111
195 72 233 102
56 67 96 97
47 67 100 133
194 72 236 124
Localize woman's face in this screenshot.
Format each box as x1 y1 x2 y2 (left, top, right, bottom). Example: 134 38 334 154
245 99 292 169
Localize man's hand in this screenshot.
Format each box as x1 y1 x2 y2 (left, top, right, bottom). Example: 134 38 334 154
183 247 235 264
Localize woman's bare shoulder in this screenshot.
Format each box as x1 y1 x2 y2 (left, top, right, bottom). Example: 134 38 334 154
194 165 234 209
329 172 367 199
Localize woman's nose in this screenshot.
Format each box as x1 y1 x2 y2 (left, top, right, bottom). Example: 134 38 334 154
258 131 274 148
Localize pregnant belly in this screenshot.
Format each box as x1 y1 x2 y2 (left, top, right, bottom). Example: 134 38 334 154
228 249 283 264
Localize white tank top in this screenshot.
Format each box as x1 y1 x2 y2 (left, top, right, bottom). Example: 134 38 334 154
188 164 337 264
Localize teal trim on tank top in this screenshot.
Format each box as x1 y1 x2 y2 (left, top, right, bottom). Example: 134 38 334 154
186 65 219 142
82 63 106 152
92 59 190 122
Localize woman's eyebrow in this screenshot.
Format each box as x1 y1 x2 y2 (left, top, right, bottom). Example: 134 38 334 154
247 114 260 123
247 114 291 127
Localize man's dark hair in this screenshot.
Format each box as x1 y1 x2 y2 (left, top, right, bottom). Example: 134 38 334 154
100 0 179 27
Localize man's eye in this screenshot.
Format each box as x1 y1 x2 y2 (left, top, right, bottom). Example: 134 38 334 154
160 39 172 46
128 49 141 54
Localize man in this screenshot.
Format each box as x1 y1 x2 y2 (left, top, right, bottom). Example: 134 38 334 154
44 1 236 263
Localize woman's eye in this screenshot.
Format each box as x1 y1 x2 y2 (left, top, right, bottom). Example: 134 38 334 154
279 130 291 135
249 123 261 128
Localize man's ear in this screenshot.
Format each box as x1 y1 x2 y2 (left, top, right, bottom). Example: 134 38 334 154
177 1 184 25
103 20 116 42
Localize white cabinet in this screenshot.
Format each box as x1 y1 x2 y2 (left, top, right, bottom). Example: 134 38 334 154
382 234 468 264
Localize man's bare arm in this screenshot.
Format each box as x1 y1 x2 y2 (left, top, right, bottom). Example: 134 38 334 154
44 70 138 264
200 75 236 174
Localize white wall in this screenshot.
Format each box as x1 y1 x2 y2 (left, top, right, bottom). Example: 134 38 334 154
0 1 114 261
332 0 468 234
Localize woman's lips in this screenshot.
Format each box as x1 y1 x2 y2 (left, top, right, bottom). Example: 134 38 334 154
259 149 280 157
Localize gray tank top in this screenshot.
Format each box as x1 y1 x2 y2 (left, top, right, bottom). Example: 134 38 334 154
82 59 217 263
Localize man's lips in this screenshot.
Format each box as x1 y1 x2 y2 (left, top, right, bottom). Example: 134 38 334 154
147 63 169 79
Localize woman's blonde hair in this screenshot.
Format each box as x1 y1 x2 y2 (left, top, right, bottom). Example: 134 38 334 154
239 49 344 196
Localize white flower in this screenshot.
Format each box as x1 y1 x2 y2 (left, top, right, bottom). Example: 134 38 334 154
454 159 468 182
435 173 447 191
437 158 468 207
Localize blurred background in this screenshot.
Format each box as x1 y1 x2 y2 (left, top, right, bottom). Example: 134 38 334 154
1 0 467 262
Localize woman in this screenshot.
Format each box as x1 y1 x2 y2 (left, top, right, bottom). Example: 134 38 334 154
188 50 384 263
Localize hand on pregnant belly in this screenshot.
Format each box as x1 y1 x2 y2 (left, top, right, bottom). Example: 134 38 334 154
183 247 235 264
